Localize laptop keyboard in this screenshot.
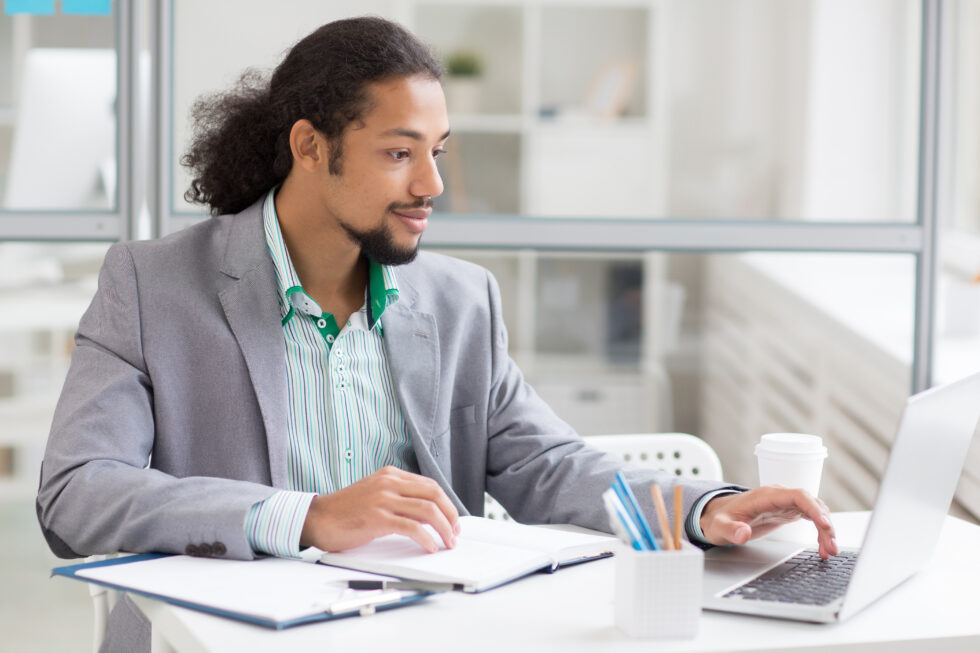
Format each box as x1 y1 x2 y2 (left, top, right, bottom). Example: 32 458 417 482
723 549 858 606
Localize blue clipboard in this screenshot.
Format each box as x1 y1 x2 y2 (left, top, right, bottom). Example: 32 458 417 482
52 553 431 630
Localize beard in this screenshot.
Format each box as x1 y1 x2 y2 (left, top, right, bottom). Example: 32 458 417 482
337 200 429 265
339 219 420 266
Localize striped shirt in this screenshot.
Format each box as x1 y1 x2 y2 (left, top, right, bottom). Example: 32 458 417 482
244 189 415 556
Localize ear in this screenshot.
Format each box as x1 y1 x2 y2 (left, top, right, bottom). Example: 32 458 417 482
288 119 328 173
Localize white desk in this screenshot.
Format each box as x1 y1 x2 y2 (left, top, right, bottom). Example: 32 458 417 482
132 513 980 653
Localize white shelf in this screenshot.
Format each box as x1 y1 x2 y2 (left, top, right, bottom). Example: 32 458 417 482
409 0 664 218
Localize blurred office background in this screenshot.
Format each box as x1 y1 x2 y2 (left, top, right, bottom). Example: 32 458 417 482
2 1 980 650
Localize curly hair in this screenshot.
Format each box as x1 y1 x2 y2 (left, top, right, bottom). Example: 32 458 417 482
181 16 443 216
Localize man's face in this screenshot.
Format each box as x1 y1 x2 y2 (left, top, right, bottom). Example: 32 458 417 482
319 75 449 265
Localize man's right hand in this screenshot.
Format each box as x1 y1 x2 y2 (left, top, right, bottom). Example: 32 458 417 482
299 466 461 553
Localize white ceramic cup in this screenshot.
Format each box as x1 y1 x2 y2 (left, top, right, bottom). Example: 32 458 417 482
755 433 828 542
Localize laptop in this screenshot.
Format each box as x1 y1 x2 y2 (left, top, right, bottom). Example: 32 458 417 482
701 371 980 623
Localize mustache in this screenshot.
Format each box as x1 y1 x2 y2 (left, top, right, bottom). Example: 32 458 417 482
387 197 433 213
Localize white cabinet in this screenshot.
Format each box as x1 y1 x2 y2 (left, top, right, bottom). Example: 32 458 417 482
438 248 679 436
406 0 668 219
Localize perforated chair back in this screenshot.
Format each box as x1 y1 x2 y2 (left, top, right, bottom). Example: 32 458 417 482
484 432 722 521
581 432 723 481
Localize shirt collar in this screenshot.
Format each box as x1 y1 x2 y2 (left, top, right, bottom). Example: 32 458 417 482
262 189 399 330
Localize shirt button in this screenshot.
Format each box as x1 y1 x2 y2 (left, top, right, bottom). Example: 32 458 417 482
344 449 353 461
317 318 327 329
326 334 335 343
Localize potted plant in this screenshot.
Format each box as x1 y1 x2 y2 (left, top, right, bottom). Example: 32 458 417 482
444 49 484 114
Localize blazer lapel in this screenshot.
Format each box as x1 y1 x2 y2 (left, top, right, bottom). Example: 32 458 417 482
216 203 290 488
384 301 439 443
382 293 446 478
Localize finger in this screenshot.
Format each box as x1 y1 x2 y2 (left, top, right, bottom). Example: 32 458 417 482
764 487 834 534
773 489 836 558
390 472 461 535
388 515 441 554
776 489 828 526
816 525 839 559
392 496 458 550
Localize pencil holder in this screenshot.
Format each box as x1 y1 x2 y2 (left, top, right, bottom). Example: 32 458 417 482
614 541 703 639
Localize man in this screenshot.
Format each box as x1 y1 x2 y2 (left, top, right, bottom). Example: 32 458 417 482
37 16 835 650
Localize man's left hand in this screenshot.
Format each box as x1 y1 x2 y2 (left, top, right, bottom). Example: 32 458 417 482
699 486 838 559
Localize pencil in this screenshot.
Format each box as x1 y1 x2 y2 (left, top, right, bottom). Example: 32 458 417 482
673 484 683 550
651 484 674 550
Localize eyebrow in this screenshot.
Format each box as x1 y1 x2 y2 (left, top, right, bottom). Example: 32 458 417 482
380 127 451 142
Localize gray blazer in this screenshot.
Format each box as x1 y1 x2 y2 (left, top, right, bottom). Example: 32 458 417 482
37 199 731 563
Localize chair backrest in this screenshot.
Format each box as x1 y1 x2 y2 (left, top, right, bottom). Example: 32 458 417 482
483 432 722 521
581 432 723 481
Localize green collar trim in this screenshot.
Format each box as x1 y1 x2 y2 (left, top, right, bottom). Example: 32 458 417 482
279 259 397 347
367 258 399 329
282 286 340 347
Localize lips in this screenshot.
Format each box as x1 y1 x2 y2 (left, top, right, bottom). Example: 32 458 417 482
391 207 430 234
391 208 431 220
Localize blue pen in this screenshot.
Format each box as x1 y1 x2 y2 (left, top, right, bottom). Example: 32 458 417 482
614 472 659 550
609 478 648 548
603 489 646 551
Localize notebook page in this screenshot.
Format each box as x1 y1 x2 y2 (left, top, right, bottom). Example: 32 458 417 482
76 556 397 622
319 526 552 591
457 516 616 563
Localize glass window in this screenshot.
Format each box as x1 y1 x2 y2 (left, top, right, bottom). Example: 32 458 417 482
169 0 399 215
435 248 923 514
949 0 980 238
0 10 117 212
0 242 107 492
167 0 921 223
0 244 100 651
937 0 980 524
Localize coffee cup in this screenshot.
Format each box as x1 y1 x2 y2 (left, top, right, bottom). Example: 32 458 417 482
755 433 828 542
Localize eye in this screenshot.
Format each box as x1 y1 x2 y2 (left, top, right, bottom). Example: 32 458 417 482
433 148 447 159
389 150 410 161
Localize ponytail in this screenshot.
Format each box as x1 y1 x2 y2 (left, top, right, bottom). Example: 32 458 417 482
181 70 283 216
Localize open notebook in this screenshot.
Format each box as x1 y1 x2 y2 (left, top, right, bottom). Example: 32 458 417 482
318 516 617 592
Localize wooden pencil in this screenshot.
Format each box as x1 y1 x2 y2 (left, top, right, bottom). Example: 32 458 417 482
650 484 674 550
673 484 683 550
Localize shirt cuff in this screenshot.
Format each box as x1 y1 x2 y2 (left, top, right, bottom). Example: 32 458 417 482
245 491 316 557
685 489 744 548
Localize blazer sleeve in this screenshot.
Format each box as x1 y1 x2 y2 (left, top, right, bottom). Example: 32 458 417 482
36 243 277 560
479 268 739 536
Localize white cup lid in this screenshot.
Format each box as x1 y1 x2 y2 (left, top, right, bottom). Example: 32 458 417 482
755 433 827 458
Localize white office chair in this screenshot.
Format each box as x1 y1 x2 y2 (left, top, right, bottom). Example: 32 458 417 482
483 432 723 521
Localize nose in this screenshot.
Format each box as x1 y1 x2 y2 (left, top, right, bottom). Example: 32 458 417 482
410 155 444 200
